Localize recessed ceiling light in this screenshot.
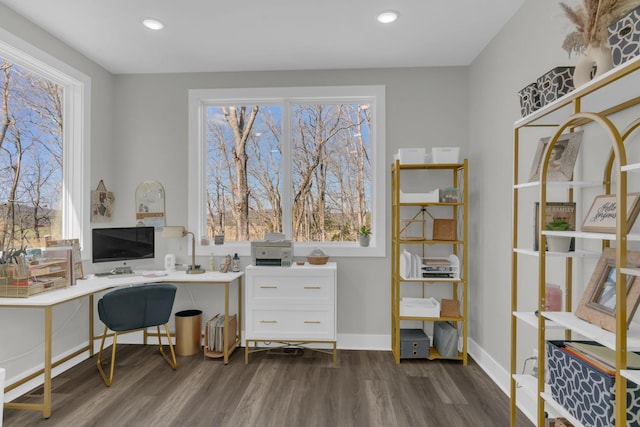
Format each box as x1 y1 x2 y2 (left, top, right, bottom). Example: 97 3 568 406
142 18 164 30
377 10 399 24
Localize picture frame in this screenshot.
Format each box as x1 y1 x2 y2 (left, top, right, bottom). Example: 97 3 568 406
528 130 583 182
575 248 640 332
582 193 640 233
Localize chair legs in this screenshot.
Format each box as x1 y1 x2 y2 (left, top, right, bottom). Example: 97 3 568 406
96 324 177 387
158 324 177 370
97 326 117 386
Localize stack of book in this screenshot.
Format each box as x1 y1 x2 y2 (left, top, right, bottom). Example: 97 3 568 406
422 257 455 278
205 314 235 353
561 341 640 375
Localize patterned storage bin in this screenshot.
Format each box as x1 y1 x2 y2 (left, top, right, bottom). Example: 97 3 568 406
547 340 640 427
608 5 640 67
518 82 541 117
536 67 575 107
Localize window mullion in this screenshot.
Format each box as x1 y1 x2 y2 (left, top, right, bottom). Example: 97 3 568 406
281 99 293 239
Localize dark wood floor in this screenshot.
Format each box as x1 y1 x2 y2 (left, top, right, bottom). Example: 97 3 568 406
4 346 532 426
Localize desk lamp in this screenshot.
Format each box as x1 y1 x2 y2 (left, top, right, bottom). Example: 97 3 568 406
162 226 205 274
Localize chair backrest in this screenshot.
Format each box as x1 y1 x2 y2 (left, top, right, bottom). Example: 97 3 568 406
98 283 177 332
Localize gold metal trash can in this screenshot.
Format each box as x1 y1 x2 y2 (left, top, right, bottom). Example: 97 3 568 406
175 309 202 356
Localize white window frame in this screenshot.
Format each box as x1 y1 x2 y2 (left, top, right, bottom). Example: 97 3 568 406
0 27 91 253
188 85 385 257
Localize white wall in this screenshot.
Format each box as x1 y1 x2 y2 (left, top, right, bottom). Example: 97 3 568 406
467 0 584 389
111 67 469 343
0 3 115 396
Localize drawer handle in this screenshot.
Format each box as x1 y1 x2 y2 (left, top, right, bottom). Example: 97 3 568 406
260 285 278 289
304 286 321 290
304 320 321 324
260 320 277 323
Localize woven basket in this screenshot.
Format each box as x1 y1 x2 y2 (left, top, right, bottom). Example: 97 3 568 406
306 256 329 265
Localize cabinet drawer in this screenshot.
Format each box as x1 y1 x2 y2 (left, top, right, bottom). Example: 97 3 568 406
246 304 335 341
248 272 334 302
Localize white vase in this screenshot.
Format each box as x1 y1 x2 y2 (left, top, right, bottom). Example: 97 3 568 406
573 45 614 87
546 235 571 252
359 235 370 247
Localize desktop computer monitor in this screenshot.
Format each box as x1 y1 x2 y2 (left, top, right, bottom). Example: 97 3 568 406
92 226 155 273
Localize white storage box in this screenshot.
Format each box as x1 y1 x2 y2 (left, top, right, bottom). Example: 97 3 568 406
400 189 439 203
432 147 460 164
397 148 428 164
401 297 440 317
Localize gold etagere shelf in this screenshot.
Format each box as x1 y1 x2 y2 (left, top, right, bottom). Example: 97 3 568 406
510 55 640 427
391 159 468 365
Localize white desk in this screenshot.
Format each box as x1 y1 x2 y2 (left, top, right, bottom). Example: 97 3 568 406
0 270 243 419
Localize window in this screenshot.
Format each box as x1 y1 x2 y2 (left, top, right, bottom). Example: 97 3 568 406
189 86 385 257
0 29 89 252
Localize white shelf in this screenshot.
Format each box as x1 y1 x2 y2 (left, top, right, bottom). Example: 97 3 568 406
513 374 537 398
622 267 640 277
541 392 585 427
621 369 640 384
542 230 640 242
513 180 601 190
513 247 600 258
513 311 564 329
622 163 640 172
542 311 640 351
512 374 540 424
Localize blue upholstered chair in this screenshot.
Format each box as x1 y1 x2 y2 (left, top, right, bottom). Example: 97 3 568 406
97 283 178 386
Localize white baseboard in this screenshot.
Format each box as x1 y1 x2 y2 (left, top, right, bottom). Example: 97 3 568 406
336 333 390 350
467 338 536 425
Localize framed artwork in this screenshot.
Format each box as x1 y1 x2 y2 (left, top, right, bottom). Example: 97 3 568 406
575 248 640 332
90 180 114 223
528 130 583 182
582 193 640 233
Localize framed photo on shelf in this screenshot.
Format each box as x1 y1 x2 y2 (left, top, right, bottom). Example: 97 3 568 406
582 193 640 233
575 248 640 333
528 130 582 182
533 201 576 251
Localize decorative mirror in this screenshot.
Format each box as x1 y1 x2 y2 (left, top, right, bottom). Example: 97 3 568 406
135 180 165 230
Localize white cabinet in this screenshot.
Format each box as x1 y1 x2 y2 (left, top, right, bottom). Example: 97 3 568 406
244 262 337 364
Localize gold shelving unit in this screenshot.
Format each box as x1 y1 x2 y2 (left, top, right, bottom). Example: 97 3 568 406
391 159 468 365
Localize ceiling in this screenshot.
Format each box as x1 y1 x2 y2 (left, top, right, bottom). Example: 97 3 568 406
0 0 525 75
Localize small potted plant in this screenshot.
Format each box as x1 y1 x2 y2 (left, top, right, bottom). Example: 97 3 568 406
358 225 371 247
545 219 574 252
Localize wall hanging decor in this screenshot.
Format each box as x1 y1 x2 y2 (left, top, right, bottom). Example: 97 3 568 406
90 180 114 223
135 180 166 230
